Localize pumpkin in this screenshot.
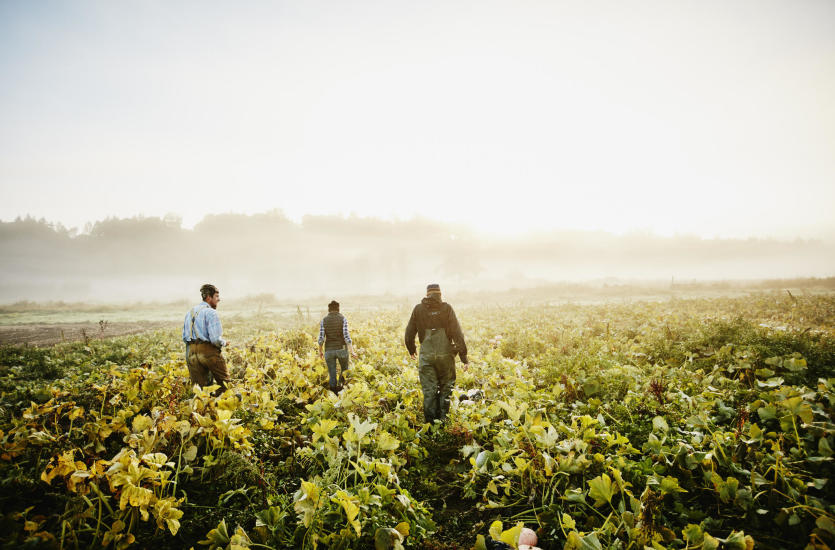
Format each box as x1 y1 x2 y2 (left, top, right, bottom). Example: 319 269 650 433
518 527 538 546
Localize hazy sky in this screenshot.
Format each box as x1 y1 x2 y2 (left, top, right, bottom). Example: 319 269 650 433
1 0 833 239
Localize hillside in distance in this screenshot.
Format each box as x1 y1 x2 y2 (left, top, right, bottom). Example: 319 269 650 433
1 212 834 302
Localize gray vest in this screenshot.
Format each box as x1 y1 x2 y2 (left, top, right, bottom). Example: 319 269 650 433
322 312 346 351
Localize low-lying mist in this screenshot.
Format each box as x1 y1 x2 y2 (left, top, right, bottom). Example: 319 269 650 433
2 212 834 303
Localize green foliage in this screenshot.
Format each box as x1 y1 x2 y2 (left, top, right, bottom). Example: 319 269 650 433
278 329 314 358
0 292 834 549
0 346 64 380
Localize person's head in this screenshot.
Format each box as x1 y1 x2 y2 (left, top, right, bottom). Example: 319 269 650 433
201 284 220 309
328 300 340 312
426 283 441 300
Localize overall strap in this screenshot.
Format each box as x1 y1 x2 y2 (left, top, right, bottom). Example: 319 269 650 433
190 304 209 341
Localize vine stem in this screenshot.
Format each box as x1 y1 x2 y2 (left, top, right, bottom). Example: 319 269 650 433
92 485 104 546
790 415 804 455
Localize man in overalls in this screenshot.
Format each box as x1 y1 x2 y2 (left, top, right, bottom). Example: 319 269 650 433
318 300 356 392
182 284 232 393
405 284 469 423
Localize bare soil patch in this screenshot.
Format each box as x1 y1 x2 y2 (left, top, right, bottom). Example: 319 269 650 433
0 321 169 346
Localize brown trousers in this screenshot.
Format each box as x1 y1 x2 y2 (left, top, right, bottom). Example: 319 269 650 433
186 341 231 388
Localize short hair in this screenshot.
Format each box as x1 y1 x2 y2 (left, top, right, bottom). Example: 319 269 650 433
328 300 339 312
201 284 219 299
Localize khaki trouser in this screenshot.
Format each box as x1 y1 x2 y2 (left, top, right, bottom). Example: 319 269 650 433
186 341 230 389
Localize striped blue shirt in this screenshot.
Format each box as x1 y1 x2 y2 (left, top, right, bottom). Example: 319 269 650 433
182 302 226 348
318 316 352 346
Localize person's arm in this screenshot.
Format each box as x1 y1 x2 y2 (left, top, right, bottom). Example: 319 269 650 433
206 309 227 348
182 311 190 344
405 306 418 358
447 306 468 365
343 317 357 357
183 311 191 363
318 319 325 358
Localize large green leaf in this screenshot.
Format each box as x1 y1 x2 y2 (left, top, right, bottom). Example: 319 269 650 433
780 397 813 424
659 476 687 495
652 416 669 433
588 473 615 507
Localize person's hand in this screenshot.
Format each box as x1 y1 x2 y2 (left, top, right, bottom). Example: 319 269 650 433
461 362 469 372
351 350 358 359
410 353 417 360
318 350 324 359
225 340 232 348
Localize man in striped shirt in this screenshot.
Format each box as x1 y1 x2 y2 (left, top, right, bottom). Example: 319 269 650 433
318 300 357 392
182 284 231 393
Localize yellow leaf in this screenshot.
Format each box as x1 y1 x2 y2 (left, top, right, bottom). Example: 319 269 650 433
41 450 76 485
334 491 361 536
312 419 339 441
500 522 523 547
24 521 39 533
132 415 153 433
68 470 92 494
561 513 576 530
394 522 410 537
192 412 214 428
175 420 191 436
376 431 400 451
142 453 169 467
153 497 184 535
489 520 503 541
166 518 181 536
294 480 321 528
183 445 198 462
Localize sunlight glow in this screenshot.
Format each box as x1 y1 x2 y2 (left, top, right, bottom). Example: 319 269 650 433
0 1 833 239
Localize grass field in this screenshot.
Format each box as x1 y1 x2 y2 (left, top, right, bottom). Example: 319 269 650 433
0 291 833 549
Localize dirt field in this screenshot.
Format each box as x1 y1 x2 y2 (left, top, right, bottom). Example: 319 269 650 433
0 321 170 346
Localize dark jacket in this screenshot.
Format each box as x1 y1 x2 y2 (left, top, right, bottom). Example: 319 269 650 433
405 295 468 363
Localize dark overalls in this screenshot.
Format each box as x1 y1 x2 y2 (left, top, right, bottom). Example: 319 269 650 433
418 327 456 423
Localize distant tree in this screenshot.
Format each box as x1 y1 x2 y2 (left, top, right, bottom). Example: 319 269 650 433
163 213 182 228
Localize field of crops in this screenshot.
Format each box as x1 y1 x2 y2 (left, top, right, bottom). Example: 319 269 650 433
1 293 833 549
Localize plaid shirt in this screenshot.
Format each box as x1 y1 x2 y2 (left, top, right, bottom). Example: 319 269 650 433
318 316 352 346
182 302 226 348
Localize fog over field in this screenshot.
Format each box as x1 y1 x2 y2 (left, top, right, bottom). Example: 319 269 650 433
2 4 835 549
1 213 833 303
2 1 834 304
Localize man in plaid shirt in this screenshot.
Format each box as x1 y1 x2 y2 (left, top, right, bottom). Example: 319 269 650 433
318 300 357 392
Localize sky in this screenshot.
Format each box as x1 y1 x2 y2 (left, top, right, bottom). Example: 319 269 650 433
1 0 833 239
